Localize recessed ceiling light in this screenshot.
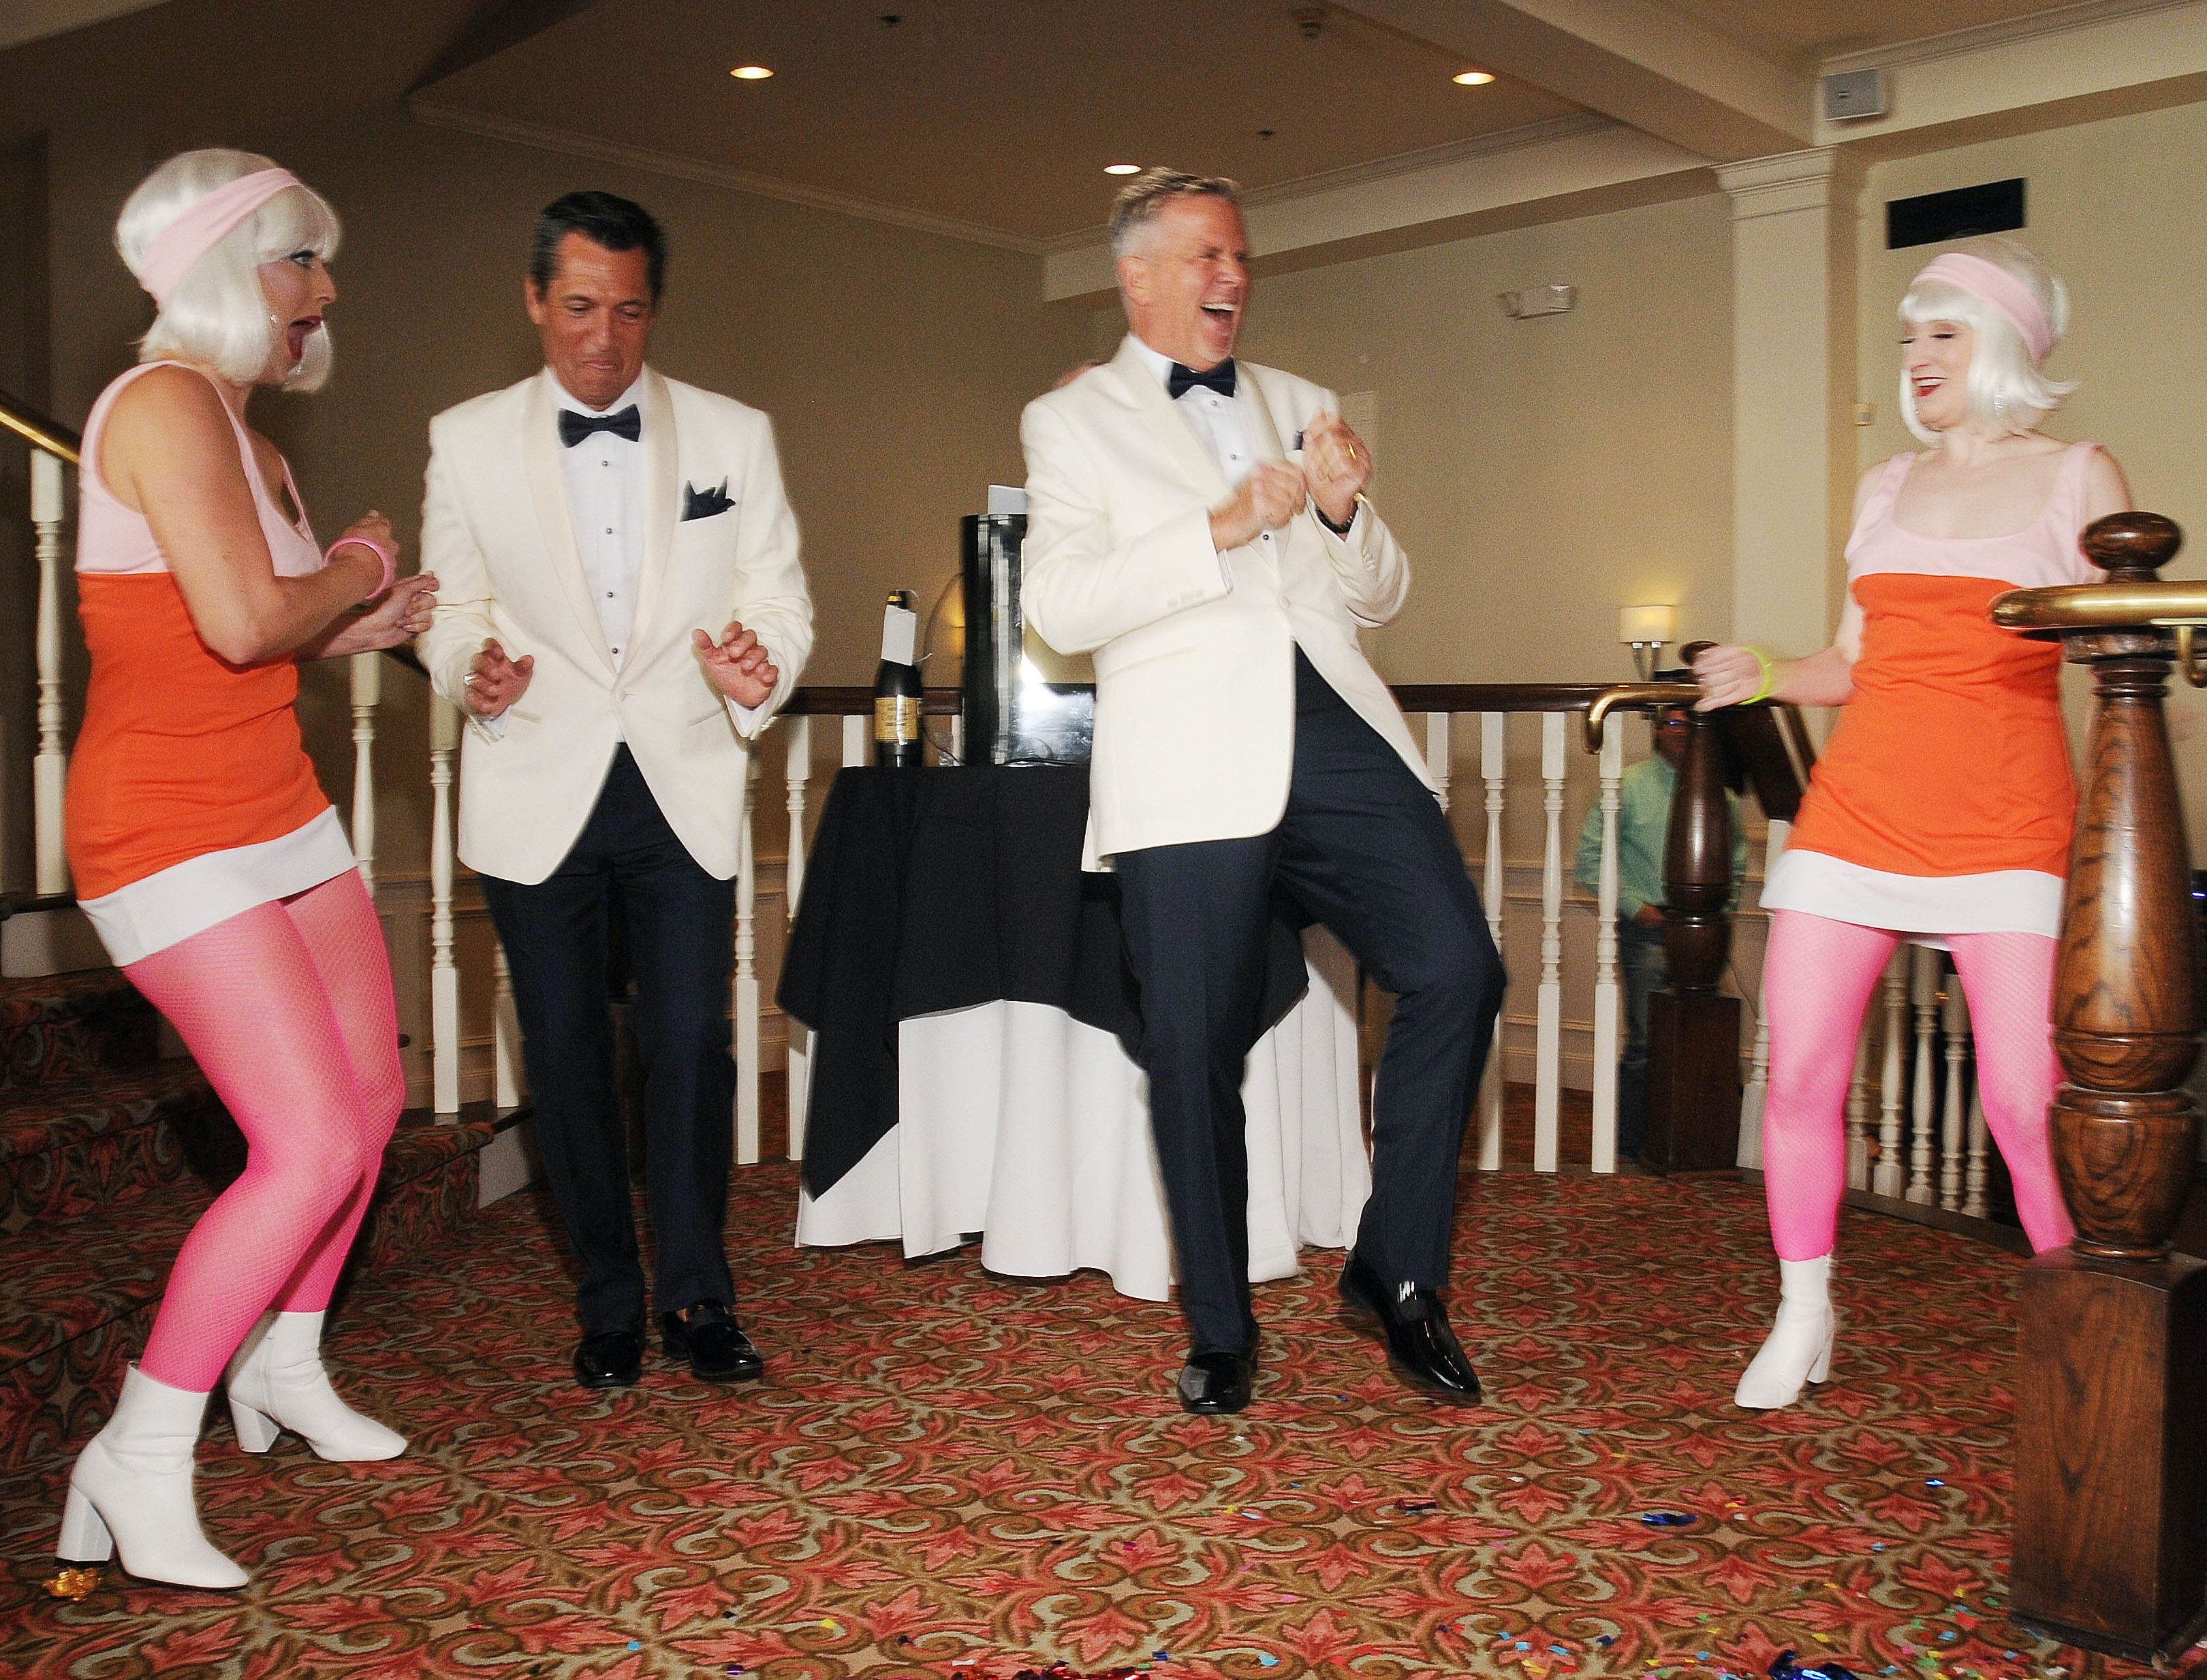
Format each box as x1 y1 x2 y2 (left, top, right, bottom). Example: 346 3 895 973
730 65 774 79
1104 163 1142 175
1453 69 1494 84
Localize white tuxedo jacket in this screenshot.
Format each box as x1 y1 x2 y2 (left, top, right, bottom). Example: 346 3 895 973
418 366 812 885
1021 336 1433 865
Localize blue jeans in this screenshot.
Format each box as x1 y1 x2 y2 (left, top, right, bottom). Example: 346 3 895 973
1616 918 1669 1160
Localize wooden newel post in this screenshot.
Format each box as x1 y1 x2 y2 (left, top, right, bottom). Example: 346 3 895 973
1991 512 2207 1664
1583 661 1740 1173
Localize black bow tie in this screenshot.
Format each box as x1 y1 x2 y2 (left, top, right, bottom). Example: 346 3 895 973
558 405 641 447
1167 359 1236 400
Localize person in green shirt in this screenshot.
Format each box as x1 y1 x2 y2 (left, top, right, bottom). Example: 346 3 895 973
1572 697 1749 1160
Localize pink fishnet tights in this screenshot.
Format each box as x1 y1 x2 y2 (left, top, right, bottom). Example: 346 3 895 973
125 871 404 1391
1760 908 2076 1261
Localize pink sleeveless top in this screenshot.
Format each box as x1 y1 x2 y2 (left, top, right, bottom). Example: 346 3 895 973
1764 443 2101 940
66 360 352 966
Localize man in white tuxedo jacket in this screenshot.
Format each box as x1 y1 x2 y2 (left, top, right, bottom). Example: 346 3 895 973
1022 171 1503 1415
418 193 811 1392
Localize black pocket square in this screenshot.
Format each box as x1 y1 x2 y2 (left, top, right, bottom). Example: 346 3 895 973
682 479 735 521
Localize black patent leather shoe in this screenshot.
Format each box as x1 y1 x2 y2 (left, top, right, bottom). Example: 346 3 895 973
661 1302 764 1383
573 1328 644 1390
1339 1252 1483 1405
1176 1346 1256 1415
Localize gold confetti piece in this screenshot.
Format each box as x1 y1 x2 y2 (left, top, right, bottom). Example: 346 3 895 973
44 1567 101 1601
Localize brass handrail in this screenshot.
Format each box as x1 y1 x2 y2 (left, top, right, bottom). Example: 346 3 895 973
0 389 80 466
1582 682 1701 752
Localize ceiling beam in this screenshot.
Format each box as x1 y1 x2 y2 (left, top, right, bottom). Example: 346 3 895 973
1334 0 1813 161
1042 115 1709 300
1 0 164 54
1814 0 2207 150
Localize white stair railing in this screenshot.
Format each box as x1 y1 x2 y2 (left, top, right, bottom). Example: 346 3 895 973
1588 720 1623 1174
734 757 762 1165
428 693 461 1118
1475 710 1507 1170
32 451 69 896
347 651 379 896
783 715 813 1160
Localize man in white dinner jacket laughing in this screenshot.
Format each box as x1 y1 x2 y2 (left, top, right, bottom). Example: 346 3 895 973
1021 169 1504 1416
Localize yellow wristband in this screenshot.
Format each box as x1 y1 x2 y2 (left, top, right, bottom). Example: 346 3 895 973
1745 647 1779 705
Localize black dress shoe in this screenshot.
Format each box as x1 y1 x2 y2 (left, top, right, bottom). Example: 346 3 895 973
1176 1346 1257 1415
1340 1252 1483 1405
661 1302 764 1383
573 1328 644 1390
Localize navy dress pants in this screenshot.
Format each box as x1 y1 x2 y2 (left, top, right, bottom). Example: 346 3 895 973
1115 650 1505 1357
480 745 738 1334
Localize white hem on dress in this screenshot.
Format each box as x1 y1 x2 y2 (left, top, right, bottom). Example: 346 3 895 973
1761 847 2063 949
80 807 358 966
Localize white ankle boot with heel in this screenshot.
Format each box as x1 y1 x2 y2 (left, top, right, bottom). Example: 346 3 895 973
58 1363 247 1589
1734 1254 1836 1410
225 1310 407 1461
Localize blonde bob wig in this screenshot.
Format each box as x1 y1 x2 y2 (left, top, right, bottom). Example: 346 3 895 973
1896 236 2076 445
116 148 342 392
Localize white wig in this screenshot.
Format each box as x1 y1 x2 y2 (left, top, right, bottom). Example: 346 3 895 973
116 148 342 392
1896 236 2076 445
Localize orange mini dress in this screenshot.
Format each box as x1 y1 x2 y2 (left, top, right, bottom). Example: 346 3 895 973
65 361 356 966
1761 443 2101 943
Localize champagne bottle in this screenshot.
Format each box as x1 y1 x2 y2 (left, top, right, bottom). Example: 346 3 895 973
874 589 922 769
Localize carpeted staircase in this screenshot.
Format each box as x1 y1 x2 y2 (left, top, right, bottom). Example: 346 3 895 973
0 966 497 1477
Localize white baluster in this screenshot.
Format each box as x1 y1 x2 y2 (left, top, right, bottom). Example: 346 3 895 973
32 451 69 896
1589 720 1623 1174
1534 712 1565 1174
1845 1019 1873 1190
492 940 523 1109
843 712 866 769
1963 1081 1991 1221
1907 945 1939 1204
1875 950 1907 1197
347 650 379 897
1425 713 1450 813
783 716 812 1160
1476 712 1505 1171
429 695 461 1118
1939 974 1969 1211
1736 817 1789 1171
950 711 963 765
735 757 761 1166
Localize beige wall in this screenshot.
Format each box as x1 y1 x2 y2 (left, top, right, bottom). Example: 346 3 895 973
1233 189 1737 688
240 104 1092 870
1854 96 2207 851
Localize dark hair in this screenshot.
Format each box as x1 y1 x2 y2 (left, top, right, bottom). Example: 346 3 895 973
528 191 666 303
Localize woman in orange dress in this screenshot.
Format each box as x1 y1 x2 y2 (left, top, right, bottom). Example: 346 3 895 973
1694 238 2127 1410
55 148 436 1589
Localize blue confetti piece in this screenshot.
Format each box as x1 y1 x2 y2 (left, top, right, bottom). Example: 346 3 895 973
1599 1636 1616 1647
628 1643 641 1652
1771 1651 1864 1680
1259 1658 1279 1670
1518 1641 1532 1651
1642 1512 1697 1527
1926 1478 1945 1487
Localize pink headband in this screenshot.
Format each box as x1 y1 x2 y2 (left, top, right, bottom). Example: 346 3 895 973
138 168 304 309
1912 252 2054 366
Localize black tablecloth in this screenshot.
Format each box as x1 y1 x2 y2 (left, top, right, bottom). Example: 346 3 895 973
779 765 1309 1198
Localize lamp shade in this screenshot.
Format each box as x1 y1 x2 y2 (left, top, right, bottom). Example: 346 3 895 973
1618 603 1677 644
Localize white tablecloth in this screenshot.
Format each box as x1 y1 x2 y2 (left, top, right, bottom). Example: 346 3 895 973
794 930 1371 1301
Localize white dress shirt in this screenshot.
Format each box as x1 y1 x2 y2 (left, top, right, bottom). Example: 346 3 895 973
550 371 646 671
1125 335 1360 585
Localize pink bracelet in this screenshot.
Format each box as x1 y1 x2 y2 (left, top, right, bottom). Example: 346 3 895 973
325 535 396 602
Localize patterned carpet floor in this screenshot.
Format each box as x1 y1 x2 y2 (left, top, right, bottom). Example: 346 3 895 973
2 1160 2195 1680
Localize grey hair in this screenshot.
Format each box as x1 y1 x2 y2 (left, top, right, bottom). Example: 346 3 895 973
1108 169 1242 259
117 148 343 392
1896 236 2076 445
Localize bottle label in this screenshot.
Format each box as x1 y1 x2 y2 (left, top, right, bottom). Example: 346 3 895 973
875 695 919 744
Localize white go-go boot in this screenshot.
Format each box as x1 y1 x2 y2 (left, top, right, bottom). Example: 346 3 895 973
1734 1254 1836 1410
225 1310 407 1462
58 1363 248 1589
